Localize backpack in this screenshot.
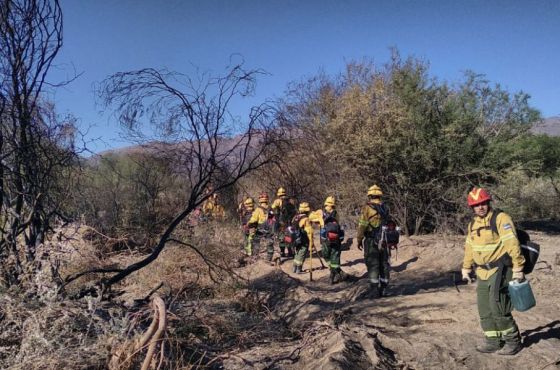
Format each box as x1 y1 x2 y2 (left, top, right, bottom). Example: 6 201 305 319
279 200 297 225
469 209 540 274
322 210 344 243
256 207 275 235
283 214 309 247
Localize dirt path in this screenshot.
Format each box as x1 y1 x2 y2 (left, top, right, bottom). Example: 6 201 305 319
227 232 560 370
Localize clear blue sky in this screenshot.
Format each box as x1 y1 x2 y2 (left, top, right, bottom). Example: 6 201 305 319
50 0 560 153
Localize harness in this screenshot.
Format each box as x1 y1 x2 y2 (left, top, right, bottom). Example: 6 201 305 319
364 203 388 239
469 210 512 302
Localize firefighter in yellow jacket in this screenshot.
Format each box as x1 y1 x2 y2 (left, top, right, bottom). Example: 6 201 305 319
310 196 345 284
240 197 254 255
356 185 390 297
271 187 297 258
292 202 314 274
202 193 225 221
247 193 275 261
462 187 525 355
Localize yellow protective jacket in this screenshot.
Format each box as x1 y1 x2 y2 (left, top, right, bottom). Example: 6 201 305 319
462 210 525 280
248 204 270 233
271 197 283 212
202 198 216 216
356 202 385 243
296 214 314 251
309 206 336 227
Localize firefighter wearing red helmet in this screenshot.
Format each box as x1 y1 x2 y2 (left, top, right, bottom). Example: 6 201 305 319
462 187 525 355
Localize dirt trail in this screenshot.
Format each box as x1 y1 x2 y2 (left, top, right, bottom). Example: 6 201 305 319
226 232 560 370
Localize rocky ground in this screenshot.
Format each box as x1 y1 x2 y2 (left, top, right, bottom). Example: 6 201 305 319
224 231 560 370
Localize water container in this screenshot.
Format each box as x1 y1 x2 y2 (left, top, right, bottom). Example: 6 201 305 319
508 280 536 312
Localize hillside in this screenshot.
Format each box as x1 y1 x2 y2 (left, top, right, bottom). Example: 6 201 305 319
532 117 560 136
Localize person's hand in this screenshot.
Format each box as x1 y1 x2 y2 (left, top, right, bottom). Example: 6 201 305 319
356 239 363 251
512 271 525 282
462 268 474 284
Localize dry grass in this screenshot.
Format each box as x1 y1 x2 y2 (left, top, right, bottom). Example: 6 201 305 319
0 218 299 369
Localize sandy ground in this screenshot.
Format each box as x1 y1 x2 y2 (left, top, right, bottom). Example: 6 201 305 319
227 231 560 370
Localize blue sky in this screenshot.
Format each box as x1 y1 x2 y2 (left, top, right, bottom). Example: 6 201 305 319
50 0 560 152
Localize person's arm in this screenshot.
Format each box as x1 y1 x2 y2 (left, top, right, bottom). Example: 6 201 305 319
462 225 474 281
304 218 314 249
356 206 371 247
309 210 323 227
497 213 525 278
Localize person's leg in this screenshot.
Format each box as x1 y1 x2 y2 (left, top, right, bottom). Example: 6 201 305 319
476 275 503 353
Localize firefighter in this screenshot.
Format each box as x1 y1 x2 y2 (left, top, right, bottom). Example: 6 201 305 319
271 187 297 258
202 193 225 221
356 185 390 297
247 193 275 261
311 196 345 284
240 197 254 255
292 202 314 274
462 187 525 355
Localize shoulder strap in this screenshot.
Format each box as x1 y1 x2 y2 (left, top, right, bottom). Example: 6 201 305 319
368 203 388 221
489 209 502 235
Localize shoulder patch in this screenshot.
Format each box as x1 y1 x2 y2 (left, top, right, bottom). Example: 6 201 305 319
503 223 512 230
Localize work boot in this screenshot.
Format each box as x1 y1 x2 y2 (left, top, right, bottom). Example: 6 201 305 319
475 338 503 353
336 268 345 281
378 282 388 297
369 283 380 298
295 265 303 274
292 264 297 273
497 339 522 356
330 270 337 285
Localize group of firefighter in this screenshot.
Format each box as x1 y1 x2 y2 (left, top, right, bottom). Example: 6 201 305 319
203 184 529 356
237 185 397 296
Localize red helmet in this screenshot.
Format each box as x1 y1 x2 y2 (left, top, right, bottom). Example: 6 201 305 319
467 187 492 207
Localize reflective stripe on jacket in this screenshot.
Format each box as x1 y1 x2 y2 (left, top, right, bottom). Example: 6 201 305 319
357 203 384 241
462 210 525 280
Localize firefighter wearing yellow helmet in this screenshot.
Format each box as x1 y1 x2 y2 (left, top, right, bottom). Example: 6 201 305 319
291 202 314 273
239 197 255 254
356 185 391 297
310 196 345 284
271 187 297 258
247 192 275 260
462 187 525 355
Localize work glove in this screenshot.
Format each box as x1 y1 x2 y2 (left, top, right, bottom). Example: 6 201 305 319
462 268 474 284
512 271 525 282
356 239 363 251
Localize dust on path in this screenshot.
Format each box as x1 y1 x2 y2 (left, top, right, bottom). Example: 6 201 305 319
228 232 560 370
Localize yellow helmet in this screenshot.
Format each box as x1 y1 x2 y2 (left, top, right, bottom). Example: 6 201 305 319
276 187 287 197
298 202 310 213
243 197 254 207
367 185 383 197
324 196 336 207
258 192 269 204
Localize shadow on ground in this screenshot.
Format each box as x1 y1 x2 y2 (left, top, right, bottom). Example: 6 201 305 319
522 320 560 348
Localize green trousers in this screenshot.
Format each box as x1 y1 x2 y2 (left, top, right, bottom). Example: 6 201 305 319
293 243 308 266
322 240 341 271
246 233 274 260
476 268 519 342
364 237 390 285
277 227 293 257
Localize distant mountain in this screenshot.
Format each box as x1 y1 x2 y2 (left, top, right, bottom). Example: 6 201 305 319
532 117 560 136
